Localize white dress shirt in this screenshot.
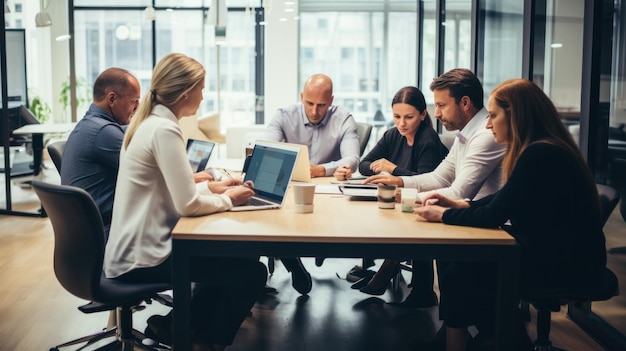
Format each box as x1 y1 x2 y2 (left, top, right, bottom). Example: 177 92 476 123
104 105 232 278
401 108 506 202
262 102 360 176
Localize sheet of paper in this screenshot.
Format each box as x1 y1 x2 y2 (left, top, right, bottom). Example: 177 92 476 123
314 185 343 195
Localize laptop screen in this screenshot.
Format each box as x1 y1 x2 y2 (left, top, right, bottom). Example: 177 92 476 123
256 140 311 182
244 142 299 203
186 139 215 172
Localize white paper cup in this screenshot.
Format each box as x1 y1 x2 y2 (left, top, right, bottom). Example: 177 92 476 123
292 183 316 213
294 203 315 213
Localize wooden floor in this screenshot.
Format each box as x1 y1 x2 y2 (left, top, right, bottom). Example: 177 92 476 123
1 162 625 351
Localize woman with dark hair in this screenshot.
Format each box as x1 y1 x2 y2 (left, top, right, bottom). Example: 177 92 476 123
357 86 448 177
338 86 448 308
416 78 607 351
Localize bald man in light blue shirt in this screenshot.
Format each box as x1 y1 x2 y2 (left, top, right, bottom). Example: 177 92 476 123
263 74 360 177
260 74 360 295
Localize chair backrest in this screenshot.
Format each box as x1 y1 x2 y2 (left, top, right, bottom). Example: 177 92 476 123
31 181 105 302
47 140 66 173
525 184 621 304
373 110 385 122
596 183 620 226
356 122 373 156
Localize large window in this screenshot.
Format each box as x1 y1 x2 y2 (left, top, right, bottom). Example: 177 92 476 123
540 0 585 116
443 1 472 72
480 0 524 96
74 9 153 101
73 1 261 132
299 0 417 127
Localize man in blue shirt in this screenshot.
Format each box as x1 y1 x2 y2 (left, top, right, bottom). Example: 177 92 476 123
61 67 141 238
261 74 360 295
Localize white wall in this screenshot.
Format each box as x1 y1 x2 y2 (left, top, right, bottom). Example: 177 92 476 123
48 0 71 123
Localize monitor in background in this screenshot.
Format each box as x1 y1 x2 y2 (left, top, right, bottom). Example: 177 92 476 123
0 105 39 146
186 139 215 172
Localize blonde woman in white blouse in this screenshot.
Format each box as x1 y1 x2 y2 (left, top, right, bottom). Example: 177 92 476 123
104 53 266 351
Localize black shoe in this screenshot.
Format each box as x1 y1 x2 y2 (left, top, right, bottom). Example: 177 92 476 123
346 265 376 282
287 260 312 295
359 284 387 296
387 291 438 308
292 270 312 295
315 257 326 267
145 313 173 346
350 276 371 290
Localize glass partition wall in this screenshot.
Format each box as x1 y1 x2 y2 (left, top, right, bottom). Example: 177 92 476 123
299 0 418 125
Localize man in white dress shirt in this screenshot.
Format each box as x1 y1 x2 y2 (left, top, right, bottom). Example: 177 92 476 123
363 68 506 308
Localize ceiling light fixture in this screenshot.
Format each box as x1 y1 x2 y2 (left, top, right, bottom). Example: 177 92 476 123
207 0 228 44
144 5 156 21
4 1 10 13
35 0 52 27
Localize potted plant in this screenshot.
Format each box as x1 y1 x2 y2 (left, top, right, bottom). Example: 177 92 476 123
59 77 92 117
29 96 51 123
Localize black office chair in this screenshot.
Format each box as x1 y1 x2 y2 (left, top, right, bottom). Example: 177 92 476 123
356 122 373 156
520 183 620 351
46 140 66 174
31 181 172 351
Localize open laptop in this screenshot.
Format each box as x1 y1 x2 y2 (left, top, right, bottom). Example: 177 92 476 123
230 141 300 211
257 140 311 182
186 139 215 172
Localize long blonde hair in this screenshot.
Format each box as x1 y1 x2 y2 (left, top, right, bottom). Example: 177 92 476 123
490 79 596 190
123 53 205 149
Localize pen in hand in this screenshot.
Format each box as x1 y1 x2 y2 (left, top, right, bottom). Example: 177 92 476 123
335 165 352 180
222 168 234 178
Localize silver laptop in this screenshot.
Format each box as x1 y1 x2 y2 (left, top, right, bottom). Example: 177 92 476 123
186 139 215 172
230 141 300 211
257 140 311 182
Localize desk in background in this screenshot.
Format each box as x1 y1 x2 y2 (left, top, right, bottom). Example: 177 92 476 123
12 123 75 176
171 178 520 350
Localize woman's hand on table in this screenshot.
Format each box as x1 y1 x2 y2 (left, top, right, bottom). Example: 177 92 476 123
208 177 243 194
414 193 470 222
420 193 470 209
193 170 214 183
225 185 255 206
370 158 396 174
414 205 447 222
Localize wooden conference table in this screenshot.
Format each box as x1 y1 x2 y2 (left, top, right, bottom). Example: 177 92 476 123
171 179 520 350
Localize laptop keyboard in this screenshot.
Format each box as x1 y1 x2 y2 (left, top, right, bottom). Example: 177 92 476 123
245 197 272 206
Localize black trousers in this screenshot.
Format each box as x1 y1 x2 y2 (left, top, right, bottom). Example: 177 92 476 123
409 259 435 295
115 256 267 345
437 260 497 337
